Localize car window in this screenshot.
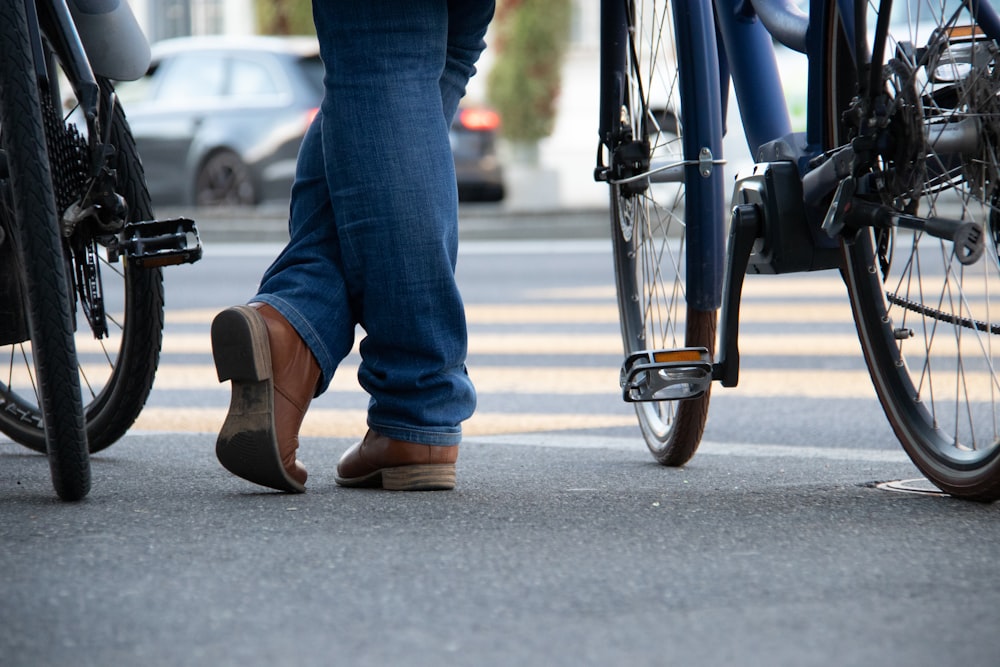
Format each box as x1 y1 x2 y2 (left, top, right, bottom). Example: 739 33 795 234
114 62 159 105
156 53 226 102
227 58 281 98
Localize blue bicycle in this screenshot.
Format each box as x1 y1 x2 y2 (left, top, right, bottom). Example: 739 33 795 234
598 0 1000 500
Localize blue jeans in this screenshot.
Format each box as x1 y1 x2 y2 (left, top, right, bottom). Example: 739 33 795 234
253 0 494 446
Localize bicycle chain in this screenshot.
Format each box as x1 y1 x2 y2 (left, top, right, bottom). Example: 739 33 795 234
886 291 1000 335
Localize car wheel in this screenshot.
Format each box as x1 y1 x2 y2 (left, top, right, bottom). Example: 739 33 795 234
194 150 256 206
458 183 505 203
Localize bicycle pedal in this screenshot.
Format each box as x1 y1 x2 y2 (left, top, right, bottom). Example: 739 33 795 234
620 347 713 402
113 218 203 268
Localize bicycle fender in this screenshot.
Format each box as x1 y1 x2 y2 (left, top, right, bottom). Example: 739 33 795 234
68 0 151 81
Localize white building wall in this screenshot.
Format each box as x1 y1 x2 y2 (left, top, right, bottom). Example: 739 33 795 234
128 0 150 34
209 0 255 35
127 0 254 42
491 0 606 210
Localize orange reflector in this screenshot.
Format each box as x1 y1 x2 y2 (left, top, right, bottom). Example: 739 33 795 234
652 349 704 363
948 25 985 38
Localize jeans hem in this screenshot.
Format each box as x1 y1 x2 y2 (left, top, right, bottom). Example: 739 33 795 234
368 421 462 446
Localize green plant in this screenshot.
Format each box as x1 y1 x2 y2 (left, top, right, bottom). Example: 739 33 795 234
255 0 316 36
486 0 571 144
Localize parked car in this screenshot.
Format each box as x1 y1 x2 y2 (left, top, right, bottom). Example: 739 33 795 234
451 106 505 202
116 35 504 207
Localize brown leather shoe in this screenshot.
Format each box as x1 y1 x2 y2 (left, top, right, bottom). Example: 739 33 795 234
211 303 320 493
335 430 458 491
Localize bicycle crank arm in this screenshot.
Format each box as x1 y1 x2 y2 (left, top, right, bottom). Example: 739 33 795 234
892 212 984 265
620 348 713 402
108 218 203 268
823 178 984 265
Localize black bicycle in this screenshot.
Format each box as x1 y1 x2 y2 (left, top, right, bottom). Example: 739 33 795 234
0 0 201 500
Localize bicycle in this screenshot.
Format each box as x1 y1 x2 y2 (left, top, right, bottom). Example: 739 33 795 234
597 0 1000 500
0 0 201 500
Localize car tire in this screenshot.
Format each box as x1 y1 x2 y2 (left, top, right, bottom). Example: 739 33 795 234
459 183 505 203
194 150 257 207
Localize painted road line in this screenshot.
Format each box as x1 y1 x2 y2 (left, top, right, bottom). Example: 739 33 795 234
74 331 867 357
117 364 888 398
163 301 856 326
135 360 997 404
469 432 910 462
130 406 637 437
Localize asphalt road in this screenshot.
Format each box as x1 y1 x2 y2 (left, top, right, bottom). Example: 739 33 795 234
1 215 998 666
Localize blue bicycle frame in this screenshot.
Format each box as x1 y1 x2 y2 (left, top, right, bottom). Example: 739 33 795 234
617 0 1000 312
600 0 727 312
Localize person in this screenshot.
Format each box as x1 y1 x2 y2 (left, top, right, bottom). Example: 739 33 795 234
210 0 495 493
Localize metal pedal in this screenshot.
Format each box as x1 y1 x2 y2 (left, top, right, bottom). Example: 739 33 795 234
110 218 202 267
620 347 713 402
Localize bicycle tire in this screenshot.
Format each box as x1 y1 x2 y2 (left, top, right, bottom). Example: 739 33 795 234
0 0 90 500
608 0 719 465
0 40 164 454
824 0 1000 500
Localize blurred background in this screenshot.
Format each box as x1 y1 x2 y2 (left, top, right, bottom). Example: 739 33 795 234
116 1 610 214
120 1 800 215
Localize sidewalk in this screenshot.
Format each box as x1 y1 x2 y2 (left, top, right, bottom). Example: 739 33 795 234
162 203 611 244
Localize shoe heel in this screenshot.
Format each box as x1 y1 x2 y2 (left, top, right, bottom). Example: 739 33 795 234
211 306 271 383
381 464 456 491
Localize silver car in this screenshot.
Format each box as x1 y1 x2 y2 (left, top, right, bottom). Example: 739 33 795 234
120 35 505 208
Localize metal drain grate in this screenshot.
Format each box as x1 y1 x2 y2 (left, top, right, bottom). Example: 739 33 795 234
876 478 948 496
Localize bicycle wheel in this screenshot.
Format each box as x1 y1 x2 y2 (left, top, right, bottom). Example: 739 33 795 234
824 0 1000 500
608 0 719 465
0 1 89 500
0 39 164 454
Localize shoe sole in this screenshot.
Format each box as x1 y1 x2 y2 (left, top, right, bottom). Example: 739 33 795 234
335 464 456 491
212 306 305 493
